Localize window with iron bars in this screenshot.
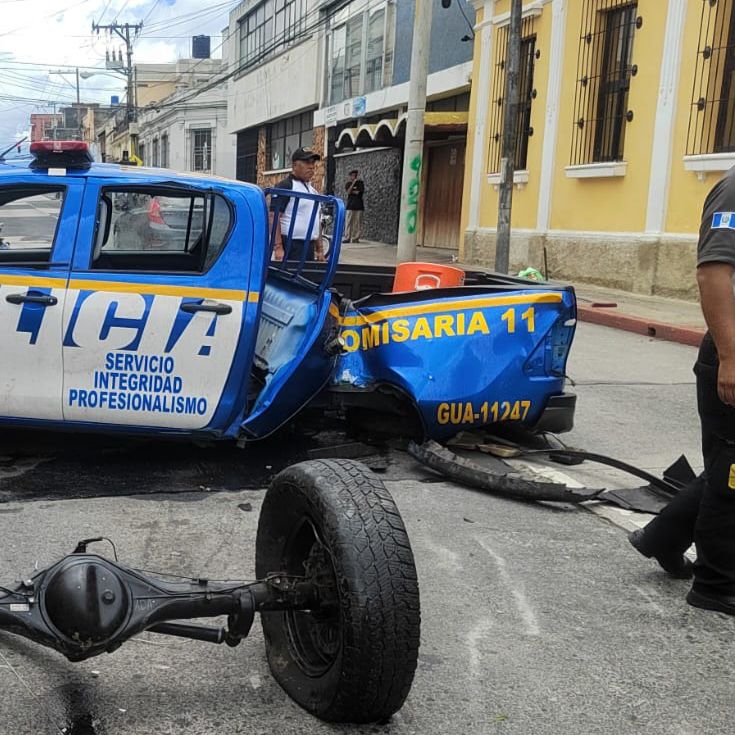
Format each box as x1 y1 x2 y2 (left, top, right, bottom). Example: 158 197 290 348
570 1 639 166
192 129 212 172
487 18 537 174
687 0 735 155
161 134 169 168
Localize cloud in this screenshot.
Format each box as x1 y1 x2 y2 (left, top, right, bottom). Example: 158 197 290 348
0 0 231 146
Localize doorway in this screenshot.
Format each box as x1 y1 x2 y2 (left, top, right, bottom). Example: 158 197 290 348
420 141 466 250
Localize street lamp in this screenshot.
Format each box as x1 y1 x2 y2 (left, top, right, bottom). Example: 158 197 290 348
79 70 128 107
79 69 128 80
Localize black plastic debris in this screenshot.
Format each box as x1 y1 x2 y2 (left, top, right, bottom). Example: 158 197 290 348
408 439 693 513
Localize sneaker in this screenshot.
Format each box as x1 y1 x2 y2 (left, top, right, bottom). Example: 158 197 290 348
686 587 735 616
628 528 693 579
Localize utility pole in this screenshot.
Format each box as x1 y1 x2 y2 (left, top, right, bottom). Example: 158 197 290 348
92 21 142 155
396 0 433 264
49 68 83 138
495 0 523 274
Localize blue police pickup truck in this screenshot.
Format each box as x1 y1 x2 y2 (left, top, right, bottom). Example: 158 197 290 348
0 142 578 725
0 141 576 445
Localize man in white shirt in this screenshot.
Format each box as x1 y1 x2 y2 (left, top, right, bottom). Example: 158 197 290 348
271 147 326 262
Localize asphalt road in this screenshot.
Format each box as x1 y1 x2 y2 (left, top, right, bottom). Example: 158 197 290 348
0 323 731 735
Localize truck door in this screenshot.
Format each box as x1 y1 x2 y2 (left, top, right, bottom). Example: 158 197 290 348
0 176 83 421
63 178 261 434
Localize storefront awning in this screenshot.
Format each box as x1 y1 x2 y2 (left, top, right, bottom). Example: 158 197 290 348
336 112 468 150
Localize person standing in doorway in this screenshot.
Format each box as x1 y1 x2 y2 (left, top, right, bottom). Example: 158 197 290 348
344 169 365 243
271 147 325 262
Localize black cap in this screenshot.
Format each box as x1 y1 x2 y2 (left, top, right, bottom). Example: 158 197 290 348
292 146 321 162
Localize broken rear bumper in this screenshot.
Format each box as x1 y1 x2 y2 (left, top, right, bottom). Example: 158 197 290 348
532 393 577 434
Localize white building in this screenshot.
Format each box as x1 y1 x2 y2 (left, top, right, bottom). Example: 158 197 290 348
135 59 234 178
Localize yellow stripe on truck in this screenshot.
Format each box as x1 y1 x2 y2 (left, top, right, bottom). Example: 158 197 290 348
0 274 257 303
68 279 250 302
339 292 563 327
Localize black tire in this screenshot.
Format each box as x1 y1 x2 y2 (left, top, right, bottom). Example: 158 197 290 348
320 233 332 259
255 459 420 723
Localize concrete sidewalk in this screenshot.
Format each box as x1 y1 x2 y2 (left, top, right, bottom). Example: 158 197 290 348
340 240 706 347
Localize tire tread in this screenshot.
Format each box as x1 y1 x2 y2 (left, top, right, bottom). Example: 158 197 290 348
256 459 420 723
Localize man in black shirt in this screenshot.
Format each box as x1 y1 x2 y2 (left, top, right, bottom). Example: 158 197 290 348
630 167 735 615
344 169 365 243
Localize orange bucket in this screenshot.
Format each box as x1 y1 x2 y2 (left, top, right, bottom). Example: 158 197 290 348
392 262 465 292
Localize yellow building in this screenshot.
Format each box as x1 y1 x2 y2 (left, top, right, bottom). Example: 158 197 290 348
462 0 734 300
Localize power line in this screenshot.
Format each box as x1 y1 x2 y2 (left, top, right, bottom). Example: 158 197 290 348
96 0 113 25
142 0 162 25
113 0 130 23
0 60 116 71
149 0 363 112
0 59 215 75
1 0 347 117
456 0 476 39
0 0 92 38
141 0 236 32
70 33 225 39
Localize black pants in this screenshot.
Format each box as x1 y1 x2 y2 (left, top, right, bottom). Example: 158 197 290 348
284 239 315 261
642 332 735 594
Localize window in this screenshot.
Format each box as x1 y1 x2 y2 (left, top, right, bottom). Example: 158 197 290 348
687 0 735 155
238 0 306 67
138 142 145 165
267 111 313 170
152 138 159 167
236 128 259 182
344 15 363 99
365 8 385 94
570 1 639 166
487 19 538 173
427 93 471 112
192 129 212 172
0 187 64 263
161 133 169 168
328 4 388 104
329 24 347 105
92 188 232 273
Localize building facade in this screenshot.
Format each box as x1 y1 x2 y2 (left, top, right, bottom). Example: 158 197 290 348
462 0 733 300
227 0 475 245
136 82 232 177
226 0 327 189
29 114 63 142
94 57 230 172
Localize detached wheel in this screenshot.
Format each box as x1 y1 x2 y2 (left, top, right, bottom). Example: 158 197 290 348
255 459 420 723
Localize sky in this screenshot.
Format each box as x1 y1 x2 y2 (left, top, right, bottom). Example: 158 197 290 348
0 0 238 150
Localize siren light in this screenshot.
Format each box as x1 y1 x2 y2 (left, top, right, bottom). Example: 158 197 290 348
29 141 93 170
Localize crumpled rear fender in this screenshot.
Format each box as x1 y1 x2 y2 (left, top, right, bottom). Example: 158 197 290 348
331 287 577 440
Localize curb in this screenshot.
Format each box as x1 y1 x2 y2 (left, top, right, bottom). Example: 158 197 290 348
576 305 705 347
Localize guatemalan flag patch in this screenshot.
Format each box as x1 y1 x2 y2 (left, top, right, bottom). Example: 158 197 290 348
713 212 735 229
